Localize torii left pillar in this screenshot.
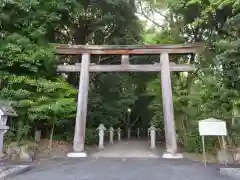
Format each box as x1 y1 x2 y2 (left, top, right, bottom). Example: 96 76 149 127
68 54 90 158
160 53 183 159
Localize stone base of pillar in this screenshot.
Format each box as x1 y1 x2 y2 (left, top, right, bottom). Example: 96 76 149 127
67 152 87 158
162 152 183 159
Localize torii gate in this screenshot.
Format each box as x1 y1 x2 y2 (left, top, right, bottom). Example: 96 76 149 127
55 43 203 158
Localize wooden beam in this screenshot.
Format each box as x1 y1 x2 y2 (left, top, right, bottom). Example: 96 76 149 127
73 54 90 152
160 53 178 155
57 64 196 72
54 43 204 55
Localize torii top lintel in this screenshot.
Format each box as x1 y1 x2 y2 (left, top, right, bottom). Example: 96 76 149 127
54 43 204 55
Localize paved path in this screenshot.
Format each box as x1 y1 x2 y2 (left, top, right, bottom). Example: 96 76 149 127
7 140 235 180
9 158 232 180
91 140 161 158
0 164 31 179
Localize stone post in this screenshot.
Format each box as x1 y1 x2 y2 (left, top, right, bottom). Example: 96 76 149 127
0 115 7 125
0 102 17 157
127 128 131 139
137 128 140 139
117 128 121 141
97 124 106 149
35 130 41 142
0 125 9 156
149 125 156 149
109 127 114 144
0 113 11 157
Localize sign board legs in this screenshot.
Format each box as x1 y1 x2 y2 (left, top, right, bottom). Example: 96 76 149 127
201 136 206 166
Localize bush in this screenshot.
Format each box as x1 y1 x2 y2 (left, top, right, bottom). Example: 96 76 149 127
85 128 98 145
229 123 240 147
180 128 218 153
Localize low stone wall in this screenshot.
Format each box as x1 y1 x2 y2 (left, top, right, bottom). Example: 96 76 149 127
3 142 38 162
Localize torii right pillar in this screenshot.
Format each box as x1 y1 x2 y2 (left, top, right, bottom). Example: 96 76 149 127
160 53 183 159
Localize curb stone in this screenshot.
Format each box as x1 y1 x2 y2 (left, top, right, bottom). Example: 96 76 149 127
220 168 240 180
0 165 32 179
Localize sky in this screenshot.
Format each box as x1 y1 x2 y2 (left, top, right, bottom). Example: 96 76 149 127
135 0 165 29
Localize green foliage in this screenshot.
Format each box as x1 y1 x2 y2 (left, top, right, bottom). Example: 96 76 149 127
0 0 78 141
0 33 77 140
0 0 144 144
1 0 239 155
144 0 240 153
85 129 98 145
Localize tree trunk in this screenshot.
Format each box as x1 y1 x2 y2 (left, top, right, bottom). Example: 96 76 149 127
181 116 187 145
48 122 55 152
17 121 23 143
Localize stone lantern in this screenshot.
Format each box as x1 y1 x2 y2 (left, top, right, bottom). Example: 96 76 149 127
97 124 106 149
148 125 156 149
109 127 114 144
0 101 17 156
117 127 121 141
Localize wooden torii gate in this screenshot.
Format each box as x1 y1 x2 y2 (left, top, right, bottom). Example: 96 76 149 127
55 43 203 158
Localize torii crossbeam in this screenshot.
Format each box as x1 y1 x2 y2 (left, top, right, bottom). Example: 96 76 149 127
55 43 204 158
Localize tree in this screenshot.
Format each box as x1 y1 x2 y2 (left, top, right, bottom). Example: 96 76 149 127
0 0 145 143
142 0 240 153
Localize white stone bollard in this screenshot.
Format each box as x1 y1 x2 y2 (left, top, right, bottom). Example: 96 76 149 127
127 128 131 139
97 124 106 149
117 128 121 141
149 125 156 149
0 124 9 156
137 128 140 139
109 127 114 144
35 130 41 142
